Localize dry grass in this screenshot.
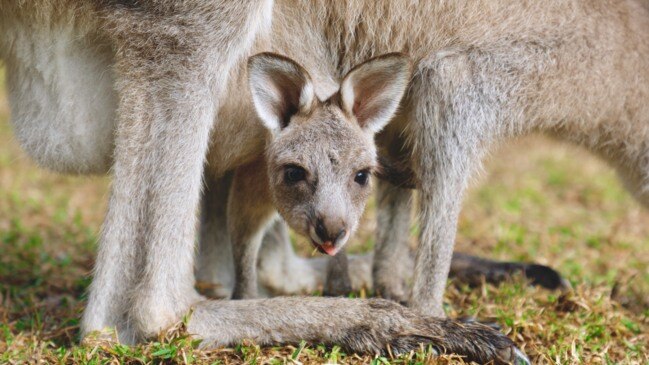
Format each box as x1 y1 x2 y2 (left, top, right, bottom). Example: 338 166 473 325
0 65 647 364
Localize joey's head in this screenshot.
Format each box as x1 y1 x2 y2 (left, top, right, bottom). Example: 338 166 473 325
248 52 411 256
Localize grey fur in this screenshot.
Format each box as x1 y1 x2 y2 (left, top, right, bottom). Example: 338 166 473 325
5 2 646 364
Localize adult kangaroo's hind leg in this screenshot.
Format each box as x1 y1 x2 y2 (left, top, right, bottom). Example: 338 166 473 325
81 1 273 343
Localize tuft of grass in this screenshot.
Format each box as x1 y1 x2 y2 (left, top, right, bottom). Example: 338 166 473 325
1 66 648 364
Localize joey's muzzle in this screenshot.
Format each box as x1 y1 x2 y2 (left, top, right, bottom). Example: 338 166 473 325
308 217 349 256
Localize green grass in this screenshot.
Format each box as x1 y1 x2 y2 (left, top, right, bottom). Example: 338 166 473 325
1 66 647 364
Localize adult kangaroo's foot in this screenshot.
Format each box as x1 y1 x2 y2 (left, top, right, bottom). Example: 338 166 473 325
189 297 530 365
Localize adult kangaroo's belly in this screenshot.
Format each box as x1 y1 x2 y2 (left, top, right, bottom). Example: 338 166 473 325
2 14 117 175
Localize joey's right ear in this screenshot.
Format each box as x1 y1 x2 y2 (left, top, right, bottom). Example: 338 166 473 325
248 53 315 133
340 53 412 134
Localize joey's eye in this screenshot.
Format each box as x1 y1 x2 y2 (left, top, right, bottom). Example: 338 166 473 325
354 170 370 186
284 165 307 184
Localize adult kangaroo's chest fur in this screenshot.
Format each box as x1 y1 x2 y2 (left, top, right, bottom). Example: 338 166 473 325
210 0 649 175
0 2 117 174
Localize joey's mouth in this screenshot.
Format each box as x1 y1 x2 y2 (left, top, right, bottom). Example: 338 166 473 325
308 224 347 256
309 239 340 256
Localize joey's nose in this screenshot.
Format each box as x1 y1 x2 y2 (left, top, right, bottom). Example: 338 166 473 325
315 217 347 245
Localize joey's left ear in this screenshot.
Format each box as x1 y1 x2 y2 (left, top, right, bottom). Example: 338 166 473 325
248 52 315 134
340 53 412 133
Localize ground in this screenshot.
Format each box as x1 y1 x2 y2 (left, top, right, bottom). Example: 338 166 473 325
0 65 647 364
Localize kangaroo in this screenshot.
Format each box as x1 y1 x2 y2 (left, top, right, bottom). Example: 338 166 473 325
1 1 527 364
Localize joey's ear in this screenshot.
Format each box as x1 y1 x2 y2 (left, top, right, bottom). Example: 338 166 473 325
340 53 412 133
248 53 315 133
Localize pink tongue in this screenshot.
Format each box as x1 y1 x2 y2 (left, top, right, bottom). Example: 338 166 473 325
321 241 337 256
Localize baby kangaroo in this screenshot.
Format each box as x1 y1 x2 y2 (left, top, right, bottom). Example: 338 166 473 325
229 53 412 300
